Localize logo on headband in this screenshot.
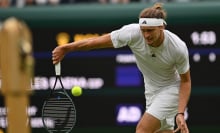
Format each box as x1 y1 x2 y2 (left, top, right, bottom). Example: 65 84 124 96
139 18 166 27
142 20 147 24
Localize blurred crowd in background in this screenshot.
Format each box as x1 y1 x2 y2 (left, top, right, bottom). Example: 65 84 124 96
0 0 218 8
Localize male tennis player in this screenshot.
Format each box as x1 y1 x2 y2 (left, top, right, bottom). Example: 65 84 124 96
52 2 191 133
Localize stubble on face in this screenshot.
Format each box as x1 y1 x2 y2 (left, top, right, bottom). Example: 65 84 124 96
141 26 164 47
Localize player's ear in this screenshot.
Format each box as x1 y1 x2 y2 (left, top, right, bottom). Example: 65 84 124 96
159 25 165 30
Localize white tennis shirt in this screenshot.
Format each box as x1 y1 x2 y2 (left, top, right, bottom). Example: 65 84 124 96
110 24 190 92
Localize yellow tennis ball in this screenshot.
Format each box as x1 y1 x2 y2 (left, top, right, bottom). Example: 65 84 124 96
71 86 82 96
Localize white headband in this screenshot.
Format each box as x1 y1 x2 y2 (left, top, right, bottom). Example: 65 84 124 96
139 18 167 27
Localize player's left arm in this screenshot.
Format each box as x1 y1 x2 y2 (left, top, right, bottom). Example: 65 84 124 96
174 41 191 132
174 69 191 133
175 42 191 113
178 69 191 114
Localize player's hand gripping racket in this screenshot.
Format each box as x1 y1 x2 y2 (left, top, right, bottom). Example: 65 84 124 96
42 62 76 133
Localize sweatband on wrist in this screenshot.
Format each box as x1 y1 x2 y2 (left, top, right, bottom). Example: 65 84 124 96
175 112 184 117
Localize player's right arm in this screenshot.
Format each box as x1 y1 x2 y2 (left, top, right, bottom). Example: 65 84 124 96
52 33 113 64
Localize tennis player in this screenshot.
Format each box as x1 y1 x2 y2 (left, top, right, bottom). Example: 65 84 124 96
52 2 191 133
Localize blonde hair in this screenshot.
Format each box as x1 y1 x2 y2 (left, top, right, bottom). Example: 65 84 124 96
139 2 167 20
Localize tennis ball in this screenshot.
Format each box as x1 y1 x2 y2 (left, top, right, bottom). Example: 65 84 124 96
71 86 82 96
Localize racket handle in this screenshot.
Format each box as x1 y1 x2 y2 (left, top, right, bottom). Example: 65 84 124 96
55 62 61 76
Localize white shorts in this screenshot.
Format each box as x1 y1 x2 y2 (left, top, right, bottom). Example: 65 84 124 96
145 86 179 130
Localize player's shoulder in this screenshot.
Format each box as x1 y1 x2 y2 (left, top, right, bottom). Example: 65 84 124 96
165 30 187 48
112 23 141 36
165 30 183 42
165 30 189 57
121 23 142 39
121 23 140 31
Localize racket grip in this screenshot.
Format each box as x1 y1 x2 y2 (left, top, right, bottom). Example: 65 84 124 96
55 62 61 76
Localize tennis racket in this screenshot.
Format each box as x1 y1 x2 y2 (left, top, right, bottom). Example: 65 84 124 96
42 62 76 133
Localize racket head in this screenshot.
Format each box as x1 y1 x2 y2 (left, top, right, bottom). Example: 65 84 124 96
42 91 76 133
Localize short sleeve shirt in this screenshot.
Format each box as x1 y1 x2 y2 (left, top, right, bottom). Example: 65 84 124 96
110 24 190 92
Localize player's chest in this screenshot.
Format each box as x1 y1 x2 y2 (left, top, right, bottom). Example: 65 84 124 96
131 44 175 69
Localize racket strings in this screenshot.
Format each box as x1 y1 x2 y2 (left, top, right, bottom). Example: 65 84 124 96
43 96 76 132
42 75 76 133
